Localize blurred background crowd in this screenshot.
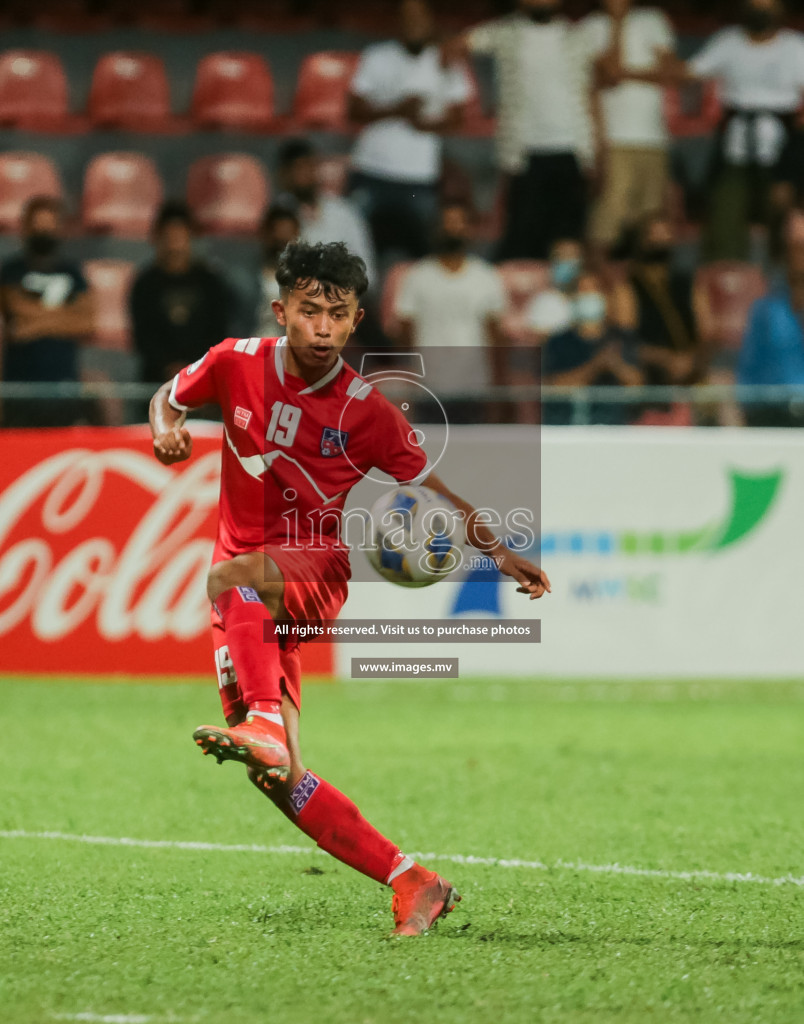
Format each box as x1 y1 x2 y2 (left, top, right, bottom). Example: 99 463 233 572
2 0 804 426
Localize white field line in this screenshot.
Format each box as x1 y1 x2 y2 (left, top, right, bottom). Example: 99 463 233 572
2 828 803 888
55 1016 191 1024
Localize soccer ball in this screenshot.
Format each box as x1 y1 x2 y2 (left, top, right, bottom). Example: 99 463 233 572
364 485 465 588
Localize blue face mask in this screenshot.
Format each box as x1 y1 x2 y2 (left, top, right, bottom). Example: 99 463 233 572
573 292 607 324
550 257 581 289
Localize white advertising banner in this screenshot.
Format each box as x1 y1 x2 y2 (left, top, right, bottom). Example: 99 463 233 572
338 426 804 679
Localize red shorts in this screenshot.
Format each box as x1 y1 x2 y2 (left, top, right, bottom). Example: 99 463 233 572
210 542 349 720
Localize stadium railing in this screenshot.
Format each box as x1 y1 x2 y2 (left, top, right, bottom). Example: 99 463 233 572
0 382 803 427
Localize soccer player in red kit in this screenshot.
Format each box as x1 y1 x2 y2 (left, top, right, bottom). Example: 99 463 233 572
149 240 550 936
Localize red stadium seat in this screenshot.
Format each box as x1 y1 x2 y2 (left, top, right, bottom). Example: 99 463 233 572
0 153 62 233
188 154 270 235
82 153 164 239
192 52 275 132
695 262 768 352
316 154 351 197
83 259 136 351
664 80 721 138
380 262 414 339
293 51 360 131
0 50 71 131
497 260 551 344
89 52 173 132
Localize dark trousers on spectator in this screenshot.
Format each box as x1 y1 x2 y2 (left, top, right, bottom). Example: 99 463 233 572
349 171 439 261
498 152 587 261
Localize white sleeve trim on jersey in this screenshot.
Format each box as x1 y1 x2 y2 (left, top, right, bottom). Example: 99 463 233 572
168 374 189 412
274 336 287 384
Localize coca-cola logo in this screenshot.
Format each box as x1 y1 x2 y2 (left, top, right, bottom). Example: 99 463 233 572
0 447 220 642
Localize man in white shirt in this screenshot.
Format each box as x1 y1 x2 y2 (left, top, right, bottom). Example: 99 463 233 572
686 0 804 259
348 0 473 262
275 139 377 289
394 200 507 421
449 0 594 260
579 0 677 255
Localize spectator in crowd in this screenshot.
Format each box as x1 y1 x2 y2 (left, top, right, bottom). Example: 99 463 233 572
684 0 804 260
579 0 677 257
130 201 235 384
0 196 95 427
527 237 585 340
237 203 301 339
542 266 643 423
347 0 473 263
275 139 377 289
450 0 594 260
738 241 804 426
394 200 507 421
626 211 701 386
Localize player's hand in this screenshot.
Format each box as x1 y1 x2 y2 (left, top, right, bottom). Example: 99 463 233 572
153 426 193 465
496 550 552 600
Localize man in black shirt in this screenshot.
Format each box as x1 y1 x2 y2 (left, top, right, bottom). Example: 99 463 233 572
130 201 235 384
0 196 95 426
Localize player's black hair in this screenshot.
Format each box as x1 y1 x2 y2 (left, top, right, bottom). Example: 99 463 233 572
278 138 316 169
152 199 195 236
276 240 369 301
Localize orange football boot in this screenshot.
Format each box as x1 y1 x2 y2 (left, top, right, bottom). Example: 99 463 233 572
390 865 461 937
192 714 290 783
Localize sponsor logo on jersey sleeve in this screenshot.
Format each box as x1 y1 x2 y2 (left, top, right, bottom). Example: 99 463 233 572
320 427 349 458
234 406 252 430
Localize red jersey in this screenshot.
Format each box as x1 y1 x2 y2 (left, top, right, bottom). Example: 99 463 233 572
169 336 427 560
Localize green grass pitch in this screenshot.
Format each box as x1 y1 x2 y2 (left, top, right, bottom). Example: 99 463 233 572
2 676 803 1024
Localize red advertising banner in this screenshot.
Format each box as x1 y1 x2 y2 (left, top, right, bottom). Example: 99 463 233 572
0 426 333 677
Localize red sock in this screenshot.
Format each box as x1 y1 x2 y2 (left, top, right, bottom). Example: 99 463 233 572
214 586 282 709
283 771 403 885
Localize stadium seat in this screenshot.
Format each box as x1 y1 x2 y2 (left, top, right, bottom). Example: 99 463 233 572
191 52 275 132
316 154 351 197
293 52 360 131
695 262 768 352
89 52 173 132
187 154 270 235
379 262 413 339
664 80 721 138
0 153 62 233
82 153 164 239
83 259 136 351
0 50 72 132
497 260 551 344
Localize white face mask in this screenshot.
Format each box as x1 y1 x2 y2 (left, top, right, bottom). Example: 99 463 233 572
573 292 607 324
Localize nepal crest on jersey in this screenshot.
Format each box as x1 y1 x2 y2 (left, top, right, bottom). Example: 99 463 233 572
320 426 349 457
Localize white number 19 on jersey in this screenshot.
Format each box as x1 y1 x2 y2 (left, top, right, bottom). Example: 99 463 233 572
266 401 302 447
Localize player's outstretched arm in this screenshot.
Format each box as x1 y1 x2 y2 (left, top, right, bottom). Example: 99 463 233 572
149 380 193 466
422 471 551 601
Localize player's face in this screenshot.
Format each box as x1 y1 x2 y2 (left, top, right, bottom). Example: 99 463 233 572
273 280 365 378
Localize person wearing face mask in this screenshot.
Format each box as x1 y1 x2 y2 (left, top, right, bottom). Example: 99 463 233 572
665 0 804 260
625 212 701 387
446 0 595 260
347 0 473 262
0 195 95 427
542 267 642 424
526 238 584 340
394 200 507 422
276 139 377 290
